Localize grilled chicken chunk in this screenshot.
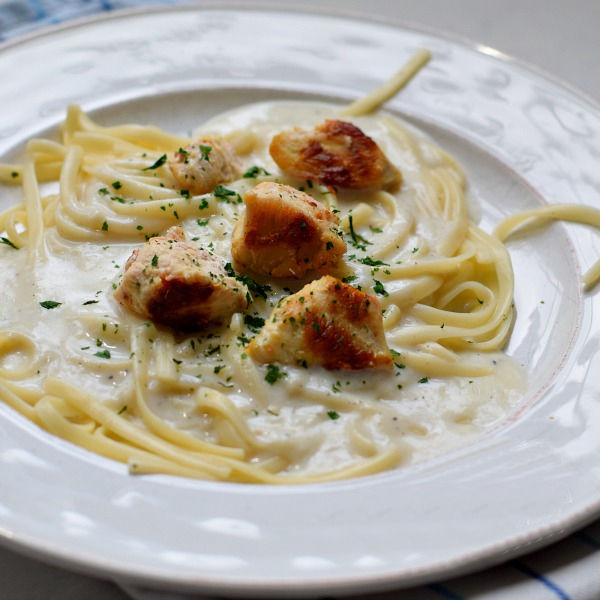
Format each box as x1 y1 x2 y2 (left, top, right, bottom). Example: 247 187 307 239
168 136 241 195
269 119 401 190
114 226 248 330
231 182 346 279
248 275 392 370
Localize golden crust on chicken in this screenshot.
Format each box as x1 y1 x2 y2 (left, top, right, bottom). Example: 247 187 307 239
231 182 346 279
269 119 401 190
168 136 241 195
114 226 248 330
248 275 392 370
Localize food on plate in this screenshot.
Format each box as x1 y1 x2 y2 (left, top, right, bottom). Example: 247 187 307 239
270 119 401 190
231 181 346 278
1 53 598 483
114 225 249 330
248 275 392 370
168 136 241 195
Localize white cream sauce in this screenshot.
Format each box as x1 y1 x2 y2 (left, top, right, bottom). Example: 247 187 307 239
0 101 526 477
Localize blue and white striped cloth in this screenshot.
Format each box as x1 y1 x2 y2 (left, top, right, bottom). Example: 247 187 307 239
1 2 600 599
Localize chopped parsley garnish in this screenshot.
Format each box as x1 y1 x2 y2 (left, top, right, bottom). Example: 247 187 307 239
98 187 110 196
151 254 158 267
142 153 167 171
82 300 99 305
389 349 406 369
112 181 122 189
225 263 271 300
369 225 383 233
198 198 209 210
264 364 286 384
213 185 241 203
347 214 372 250
197 218 209 226
418 376 429 384
11 171 18 178
40 300 61 309
341 275 357 283
94 349 111 359
243 165 270 178
101 221 109 231
199 144 212 161
237 333 252 346
327 410 340 420
373 280 389 296
214 365 225 374
358 256 388 266
244 314 265 331
136 225 144 230
117 405 127 415
1 237 18 249
172 358 182 365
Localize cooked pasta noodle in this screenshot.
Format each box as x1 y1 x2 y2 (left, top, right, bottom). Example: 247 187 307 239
1 55 597 482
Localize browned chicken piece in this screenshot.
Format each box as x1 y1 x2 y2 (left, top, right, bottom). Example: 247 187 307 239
231 182 346 279
269 119 401 190
248 275 392 370
114 226 249 330
168 136 241 195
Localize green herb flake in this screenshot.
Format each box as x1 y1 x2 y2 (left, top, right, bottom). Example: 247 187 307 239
418 376 429 384
265 364 286 384
373 280 389 296
243 165 270 178
1 237 18 250
213 185 240 203
117 405 127 415
359 256 388 266
82 300 99 305
40 300 62 309
94 349 111 359
244 314 265 331
151 254 158 267
197 218 209 226
112 181 122 190
142 154 167 171
101 221 109 231
225 263 272 300
347 214 372 250
327 410 340 420
199 144 212 161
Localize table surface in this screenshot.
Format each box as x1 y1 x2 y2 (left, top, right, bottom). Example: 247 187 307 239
1 1 599 599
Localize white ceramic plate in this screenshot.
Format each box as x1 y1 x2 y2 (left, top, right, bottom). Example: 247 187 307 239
0 5 599 597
